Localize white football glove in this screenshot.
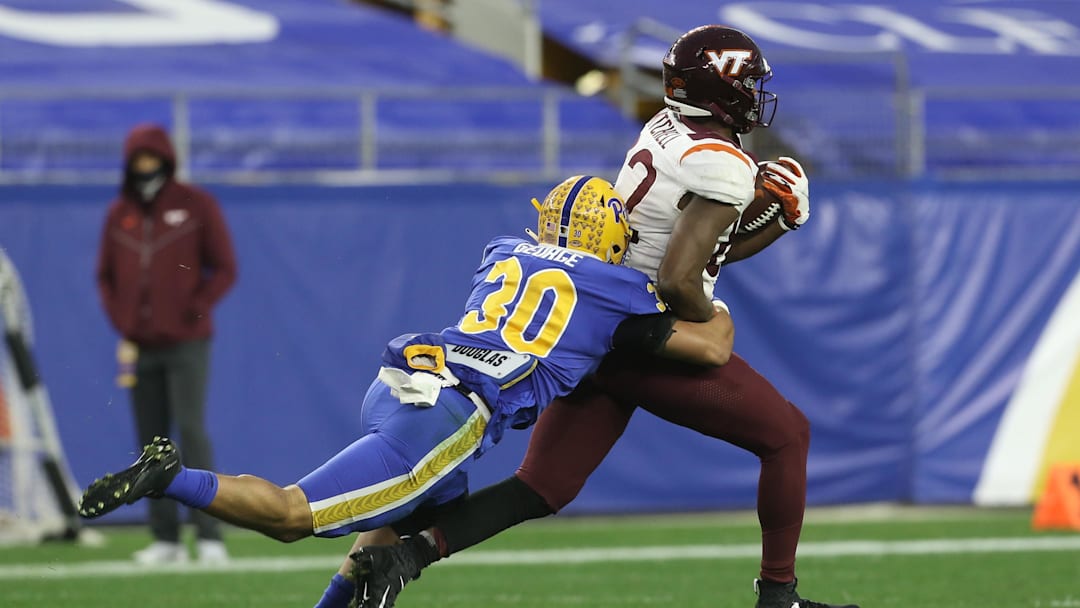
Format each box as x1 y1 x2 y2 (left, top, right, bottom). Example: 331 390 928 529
759 156 809 231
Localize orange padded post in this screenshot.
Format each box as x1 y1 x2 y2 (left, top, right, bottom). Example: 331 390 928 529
1032 463 1080 531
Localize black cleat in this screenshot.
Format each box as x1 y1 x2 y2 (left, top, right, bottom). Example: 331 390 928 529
349 543 423 608
754 578 860 608
78 436 181 519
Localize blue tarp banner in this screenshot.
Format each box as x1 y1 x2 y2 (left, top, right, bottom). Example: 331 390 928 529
1 180 1078 520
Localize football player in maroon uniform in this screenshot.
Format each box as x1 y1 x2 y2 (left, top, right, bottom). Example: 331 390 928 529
349 25 857 608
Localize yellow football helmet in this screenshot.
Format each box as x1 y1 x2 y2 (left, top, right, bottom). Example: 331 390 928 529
530 175 631 264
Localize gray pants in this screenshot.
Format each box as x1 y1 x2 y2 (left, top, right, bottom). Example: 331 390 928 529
130 338 221 542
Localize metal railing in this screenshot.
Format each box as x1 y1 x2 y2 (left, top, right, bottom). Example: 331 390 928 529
2 72 1079 184
0 86 633 185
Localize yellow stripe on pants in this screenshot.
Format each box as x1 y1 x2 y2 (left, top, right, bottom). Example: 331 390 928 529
311 408 487 534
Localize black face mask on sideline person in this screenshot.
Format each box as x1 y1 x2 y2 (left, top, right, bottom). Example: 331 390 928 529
129 167 168 203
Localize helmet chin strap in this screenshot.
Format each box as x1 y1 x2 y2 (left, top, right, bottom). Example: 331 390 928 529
664 97 713 117
526 197 544 241
666 98 745 134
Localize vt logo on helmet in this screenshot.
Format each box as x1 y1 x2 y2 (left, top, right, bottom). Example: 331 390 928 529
530 176 631 265
663 25 778 134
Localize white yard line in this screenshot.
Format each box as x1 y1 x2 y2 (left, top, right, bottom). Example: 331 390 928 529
4 535 1079 580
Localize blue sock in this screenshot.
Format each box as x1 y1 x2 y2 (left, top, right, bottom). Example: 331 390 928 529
313 573 354 608
163 467 219 509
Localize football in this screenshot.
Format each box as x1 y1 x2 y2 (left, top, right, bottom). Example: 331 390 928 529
736 170 782 235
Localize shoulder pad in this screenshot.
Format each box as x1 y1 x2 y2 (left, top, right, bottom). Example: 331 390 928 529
676 141 756 207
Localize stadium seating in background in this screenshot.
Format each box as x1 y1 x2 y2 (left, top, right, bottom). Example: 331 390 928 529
0 0 637 180
3 1 1078 181
530 0 1080 179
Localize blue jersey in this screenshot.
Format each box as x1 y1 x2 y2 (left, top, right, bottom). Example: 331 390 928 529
299 236 668 537
440 236 666 450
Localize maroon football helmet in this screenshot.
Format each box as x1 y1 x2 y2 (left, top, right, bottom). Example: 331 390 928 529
662 25 777 134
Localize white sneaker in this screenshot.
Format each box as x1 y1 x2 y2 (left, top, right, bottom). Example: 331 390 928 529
196 539 229 564
133 541 189 565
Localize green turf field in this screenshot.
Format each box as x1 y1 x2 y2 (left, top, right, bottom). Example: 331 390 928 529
3 506 1078 607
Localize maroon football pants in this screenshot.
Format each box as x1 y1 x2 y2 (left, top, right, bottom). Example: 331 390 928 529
516 351 809 582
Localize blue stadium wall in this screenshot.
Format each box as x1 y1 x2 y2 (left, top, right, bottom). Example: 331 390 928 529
1 180 1079 523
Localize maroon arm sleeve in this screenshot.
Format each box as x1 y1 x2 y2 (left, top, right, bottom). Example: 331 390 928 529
425 380 635 561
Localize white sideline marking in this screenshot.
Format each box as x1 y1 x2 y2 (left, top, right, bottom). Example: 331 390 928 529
4 536 1080 580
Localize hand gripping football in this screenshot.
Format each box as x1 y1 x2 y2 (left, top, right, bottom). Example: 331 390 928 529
738 157 810 233
735 168 783 235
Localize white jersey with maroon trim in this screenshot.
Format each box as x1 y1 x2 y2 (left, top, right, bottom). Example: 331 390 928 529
614 108 757 297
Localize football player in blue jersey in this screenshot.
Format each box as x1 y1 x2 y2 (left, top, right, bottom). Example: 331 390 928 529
77 176 733 601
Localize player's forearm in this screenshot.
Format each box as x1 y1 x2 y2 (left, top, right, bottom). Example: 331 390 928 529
657 277 715 322
724 220 785 265
663 311 733 366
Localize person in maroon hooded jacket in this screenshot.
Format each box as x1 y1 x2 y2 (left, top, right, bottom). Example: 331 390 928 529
95 123 237 565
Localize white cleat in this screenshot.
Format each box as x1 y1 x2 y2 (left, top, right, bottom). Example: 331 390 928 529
132 541 189 565
196 539 230 564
